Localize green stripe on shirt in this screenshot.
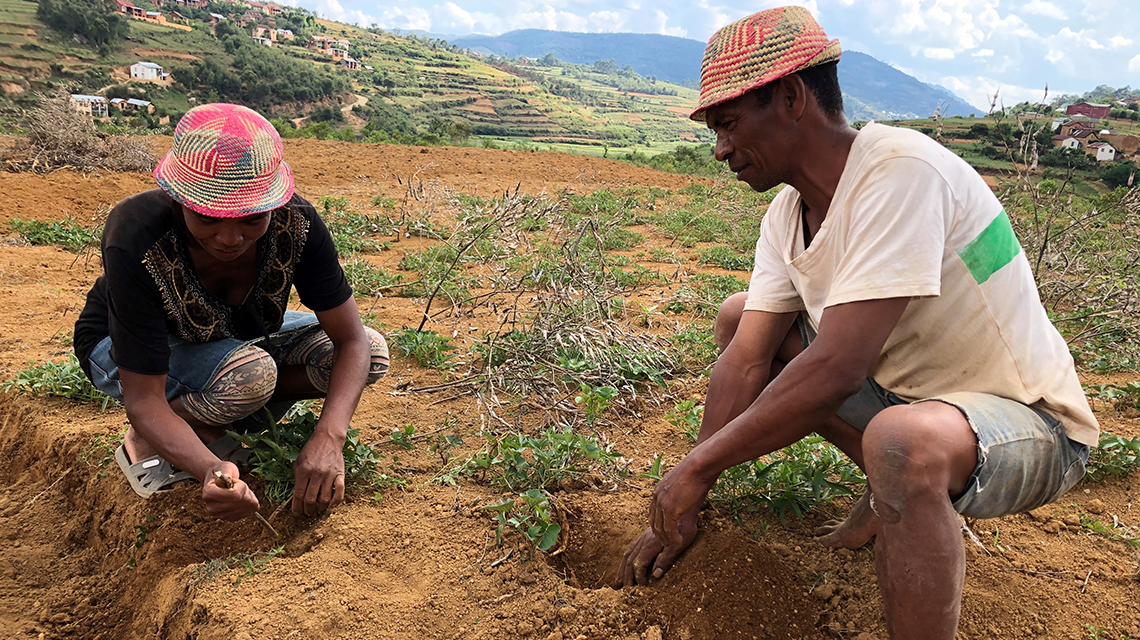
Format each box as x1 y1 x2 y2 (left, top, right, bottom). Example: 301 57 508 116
958 210 1022 284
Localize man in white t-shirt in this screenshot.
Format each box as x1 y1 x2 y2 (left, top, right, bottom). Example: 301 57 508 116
616 7 1098 639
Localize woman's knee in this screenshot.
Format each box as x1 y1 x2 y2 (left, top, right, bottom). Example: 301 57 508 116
714 291 750 351
180 344 277 426
365 327 390 383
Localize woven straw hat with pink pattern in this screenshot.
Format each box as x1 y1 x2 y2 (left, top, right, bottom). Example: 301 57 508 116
154 103 294 218
690 6 841 122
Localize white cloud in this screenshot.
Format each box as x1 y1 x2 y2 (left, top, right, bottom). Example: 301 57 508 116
923 47 955 59
1130 54 1140 73
1022 0 1066 20
972 49 995 57
940 76 1047 113
1109 36 1133 49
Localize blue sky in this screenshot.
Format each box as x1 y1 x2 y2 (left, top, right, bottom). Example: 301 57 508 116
287 0 1140 111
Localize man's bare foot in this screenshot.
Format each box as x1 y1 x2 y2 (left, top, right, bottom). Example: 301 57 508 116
123 426 159 463
813 490 879 549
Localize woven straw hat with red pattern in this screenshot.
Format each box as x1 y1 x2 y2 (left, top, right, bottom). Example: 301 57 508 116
154 103 294 218
690 6 841 122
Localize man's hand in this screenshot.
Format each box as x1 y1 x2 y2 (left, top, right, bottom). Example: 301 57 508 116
649 456 716 548
202 461 260 521
616 507 699 587
292 429 346 516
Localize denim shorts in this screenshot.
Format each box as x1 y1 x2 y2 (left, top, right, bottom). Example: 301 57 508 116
803 318 1090 519
87 310 320 431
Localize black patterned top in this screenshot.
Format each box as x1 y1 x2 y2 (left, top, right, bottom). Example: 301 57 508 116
74 189 351 376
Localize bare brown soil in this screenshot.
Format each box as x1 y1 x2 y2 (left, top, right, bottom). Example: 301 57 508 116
0 140 1138 640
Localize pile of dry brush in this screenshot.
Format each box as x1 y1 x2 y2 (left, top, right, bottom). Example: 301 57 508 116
1 92 156 174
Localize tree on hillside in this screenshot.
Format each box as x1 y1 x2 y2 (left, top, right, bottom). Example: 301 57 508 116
1102 160 1136 190
36 0 129 51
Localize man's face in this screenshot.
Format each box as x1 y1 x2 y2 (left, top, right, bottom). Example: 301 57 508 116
704 90 794 193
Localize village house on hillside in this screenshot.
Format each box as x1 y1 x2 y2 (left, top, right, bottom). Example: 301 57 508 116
1051 118 1138 161
130 61 168 81
275 28 294 41
69 94 108 118
252 25 277 42
115 0 145 18
341 57 359 70
1066 102 1112 119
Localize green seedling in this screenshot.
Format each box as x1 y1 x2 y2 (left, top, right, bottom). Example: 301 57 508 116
389 424 417 450
391 327 458 371
9 217 101 252
1086 432 1140 482
229 405 400 505
574 384 619 425
445 428 623 491
710 434 865 524
3 355 115 408
666 399 704 441
482 489 562 551
698 245 753 271
193 546 284 587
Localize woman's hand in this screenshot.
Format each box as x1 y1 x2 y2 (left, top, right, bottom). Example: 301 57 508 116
291 430 346 516
201 461 260 521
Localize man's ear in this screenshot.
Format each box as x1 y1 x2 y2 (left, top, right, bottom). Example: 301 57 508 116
781 74 809 121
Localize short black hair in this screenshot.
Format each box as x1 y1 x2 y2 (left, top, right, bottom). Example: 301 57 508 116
752 61 845 120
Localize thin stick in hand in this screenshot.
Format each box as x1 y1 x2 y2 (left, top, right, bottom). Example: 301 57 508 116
212 471 280 539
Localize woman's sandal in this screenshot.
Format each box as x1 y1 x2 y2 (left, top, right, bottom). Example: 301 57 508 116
114 435 252 498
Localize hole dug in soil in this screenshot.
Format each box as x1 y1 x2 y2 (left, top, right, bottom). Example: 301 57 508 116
550 492 833 640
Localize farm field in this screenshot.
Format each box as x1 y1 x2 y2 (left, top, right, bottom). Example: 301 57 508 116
0 138 1138 640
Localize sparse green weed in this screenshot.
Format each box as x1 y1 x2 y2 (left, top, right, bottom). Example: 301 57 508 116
344 259 406 297
391 327 458 371
79 429 126 473
1086 432 1140 482
192 546 285 586
482 489 562 551
710 434 865 523
699 245 753 271
1079 514 1139 548
574 384 619 425
446 428 623 491
666 399 704 441
3 355 114 408
9 217 101 252
229 404 399 504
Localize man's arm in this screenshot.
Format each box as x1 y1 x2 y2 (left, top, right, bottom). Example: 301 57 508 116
617 309 796 586
696 310 798 444
291 295 371 516
649 297 910 548
120 371 260 520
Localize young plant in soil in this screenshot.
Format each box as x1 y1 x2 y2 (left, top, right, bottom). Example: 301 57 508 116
9 217 101 253
3 354 115 408
192 546 285 587
228 404 400 505
710 434 866 524
1086 432 1140 482
444 428 624 492
390 327 459 371
482 488 562 551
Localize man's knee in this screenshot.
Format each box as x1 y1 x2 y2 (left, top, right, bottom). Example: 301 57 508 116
714 291 750 351
181 344 278 426
863 403 977 502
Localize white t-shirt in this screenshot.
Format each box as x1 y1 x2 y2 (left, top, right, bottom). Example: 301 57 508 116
745 123 1099 446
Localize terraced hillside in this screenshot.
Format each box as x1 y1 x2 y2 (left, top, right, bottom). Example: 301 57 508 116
0 1 707 149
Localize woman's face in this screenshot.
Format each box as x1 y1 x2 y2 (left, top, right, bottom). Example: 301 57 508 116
181 204 272 262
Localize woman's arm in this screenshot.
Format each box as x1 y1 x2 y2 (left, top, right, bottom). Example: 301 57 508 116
120 370 260 520
290 296 371 516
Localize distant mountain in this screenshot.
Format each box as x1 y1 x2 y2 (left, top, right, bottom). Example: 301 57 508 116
448 30 981 120
838 51 980 120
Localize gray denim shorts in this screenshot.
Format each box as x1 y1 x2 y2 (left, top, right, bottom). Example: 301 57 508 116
803 318 1090 519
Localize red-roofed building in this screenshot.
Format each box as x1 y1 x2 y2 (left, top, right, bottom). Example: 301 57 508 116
1066 102 1111 119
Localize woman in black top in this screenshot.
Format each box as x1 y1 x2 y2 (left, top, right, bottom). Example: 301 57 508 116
74 103 388 521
